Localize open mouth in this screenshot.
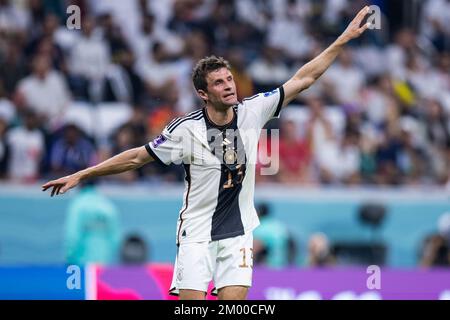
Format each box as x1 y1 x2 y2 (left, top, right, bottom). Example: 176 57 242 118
224 93 235 98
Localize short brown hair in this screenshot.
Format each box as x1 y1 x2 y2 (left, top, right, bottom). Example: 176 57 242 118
192 56 231 92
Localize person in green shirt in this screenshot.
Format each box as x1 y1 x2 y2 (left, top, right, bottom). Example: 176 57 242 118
64 180 121 265
253 203 293 268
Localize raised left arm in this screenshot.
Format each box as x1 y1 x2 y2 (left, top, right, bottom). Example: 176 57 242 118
282 6 372 107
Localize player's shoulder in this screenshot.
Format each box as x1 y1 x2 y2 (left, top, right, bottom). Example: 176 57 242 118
240 88 280 106
164 108 204 134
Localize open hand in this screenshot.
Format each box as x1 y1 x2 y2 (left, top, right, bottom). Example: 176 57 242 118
42 174 81 197
339 6 372 43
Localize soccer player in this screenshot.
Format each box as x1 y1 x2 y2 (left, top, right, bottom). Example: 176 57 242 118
42 7 372 300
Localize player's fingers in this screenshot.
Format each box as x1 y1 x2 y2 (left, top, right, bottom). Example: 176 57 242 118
42 181 55 190
51 186 57 197
43 184 56 192
60 185 69 195
61 180 76 194
354 6 370 24
358 22 370 34
358 6 370 18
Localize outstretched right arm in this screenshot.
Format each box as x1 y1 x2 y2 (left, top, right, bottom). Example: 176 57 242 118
42 146 153 196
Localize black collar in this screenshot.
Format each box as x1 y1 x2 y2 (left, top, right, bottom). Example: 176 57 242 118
203 106 236 130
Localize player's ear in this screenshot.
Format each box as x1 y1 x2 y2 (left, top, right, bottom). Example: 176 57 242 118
197 89 208 102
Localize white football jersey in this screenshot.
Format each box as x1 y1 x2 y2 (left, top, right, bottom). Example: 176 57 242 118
146 87 284 245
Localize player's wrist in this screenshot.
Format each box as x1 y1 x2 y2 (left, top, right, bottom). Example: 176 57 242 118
74 170 88 181
334 36 348 47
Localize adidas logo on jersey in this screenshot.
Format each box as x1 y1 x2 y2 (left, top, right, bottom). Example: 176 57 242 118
222 138 232 146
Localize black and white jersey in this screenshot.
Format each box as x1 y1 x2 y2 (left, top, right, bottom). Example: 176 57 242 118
146 87 284 245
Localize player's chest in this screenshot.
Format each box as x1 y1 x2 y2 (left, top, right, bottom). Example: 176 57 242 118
189 123 256 167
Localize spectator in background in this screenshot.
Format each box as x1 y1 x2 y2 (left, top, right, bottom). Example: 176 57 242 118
305 96 353 184
0 80 16 121
6 109 44 183
139 40 195 113
126 106 149 146
139 41 177 90
178 31 210 111
253 203 293 268
120 233 149 265
248 45 291 93
100 124 140 183
0 0 29 34
307 232 336 267
97 106 149 183
50 123 97 177
359 125 378 184
95 16 143 104
266 0 313 61
362 73 397 127
434 53 450 104
26 14 65 68
423 99 450 184
424 99 450 148
103 50 144 104
278 119 312 184
404 52 437 101
33 35 66 73
322 47 365 106
397 123 426 185
97 12 129 60
235 0 268 31
65 179 121 265
227 48 254 101
385 28 417 81
101 50 142 104
68 15 110 102
375 132 402 185
15 54 71 130
0 116 9 179
0 38 28 96
420 212 450 267
338 128 361 185
420 233 450 267
305 96 334 147
199 0 236 53
132 12 184 67
374 105 403 185
420 0 450 53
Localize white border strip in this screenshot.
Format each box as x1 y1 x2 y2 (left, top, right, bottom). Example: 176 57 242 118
85 263 97 300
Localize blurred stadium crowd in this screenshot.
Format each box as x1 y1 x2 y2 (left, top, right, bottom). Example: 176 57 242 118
0 0 449 186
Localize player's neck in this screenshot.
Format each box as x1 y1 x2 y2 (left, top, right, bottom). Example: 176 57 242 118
205 105 234 126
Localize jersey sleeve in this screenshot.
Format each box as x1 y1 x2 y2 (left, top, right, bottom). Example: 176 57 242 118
242 86 285 128
145 124 191 166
